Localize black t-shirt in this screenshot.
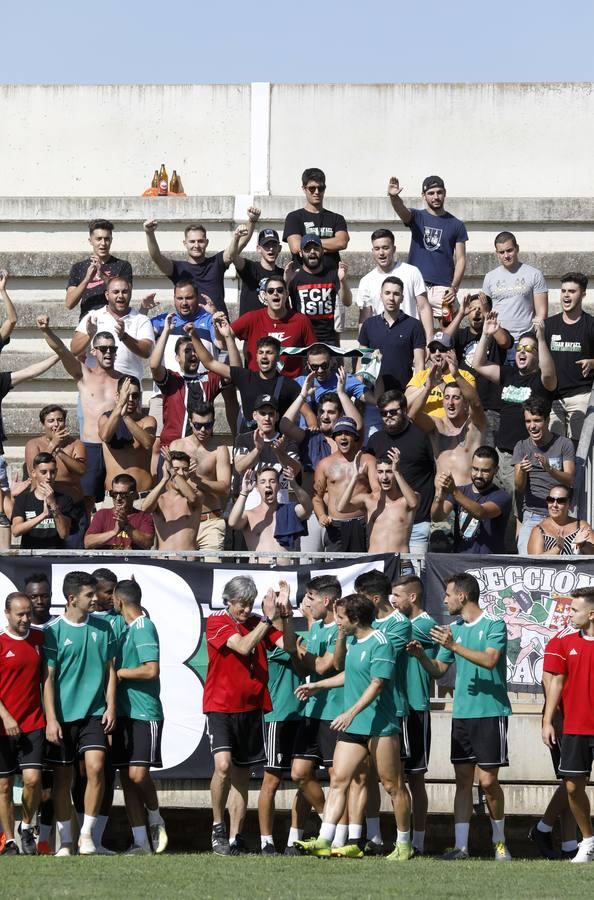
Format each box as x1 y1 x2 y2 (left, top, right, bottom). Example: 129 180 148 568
496 367 553 452
67 256 133 319
12 490 74 550
544 312 594 398
232 431 300 497
288 264 340 344
170 253 229 315
0 370 12 454
365 421 435 524
454 327 509 411
282 208 348 267
238 260 284 316
230 366 300 423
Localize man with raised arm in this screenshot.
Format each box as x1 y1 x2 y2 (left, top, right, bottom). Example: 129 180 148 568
141 450 203 552
98 376 156 496
313 417 368 552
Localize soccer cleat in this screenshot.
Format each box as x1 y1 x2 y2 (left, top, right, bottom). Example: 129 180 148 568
411 847 425 857
78 833 97 856
363 840 385 857
493 841 512 861
125 844 151 855
440 847 469 860
211 823 231 856
284 844 300 856
95 844 117 856
0 840 20 856
528 824 558 860
229 833 248 855
386 841 413 861
331 841 364 859
571 841 594 864
149 822 168 855
37 840 53 856
261 843 277 856
294 837 332 857
18 825 38 856
55 845 73 857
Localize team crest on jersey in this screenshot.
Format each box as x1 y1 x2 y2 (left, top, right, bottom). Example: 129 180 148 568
91 632 97 642
423 226 442 251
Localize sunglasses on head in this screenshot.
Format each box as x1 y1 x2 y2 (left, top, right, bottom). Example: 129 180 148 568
191 420 214 430
546 496 570 505
309 362 330 372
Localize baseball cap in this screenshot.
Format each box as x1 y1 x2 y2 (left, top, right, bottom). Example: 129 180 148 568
258 228 280 245
332 416 359 437
253 393 279 412
300 233 323 249
422 175 445 193
428 331 454 350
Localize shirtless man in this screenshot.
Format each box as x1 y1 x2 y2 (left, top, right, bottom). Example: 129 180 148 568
312 416 369 552
228 466 311 562
335 448 419 553
36 315 123 508
169 401 231 551
98 376 156 495
141 449 203 551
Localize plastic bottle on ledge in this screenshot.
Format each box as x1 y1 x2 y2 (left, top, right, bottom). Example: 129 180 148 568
158 164 168 196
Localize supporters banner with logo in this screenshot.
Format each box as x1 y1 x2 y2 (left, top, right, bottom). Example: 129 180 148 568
424 553 594 694
0 553 399 779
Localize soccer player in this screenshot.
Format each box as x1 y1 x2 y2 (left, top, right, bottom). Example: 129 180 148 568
392 575 438 856
294 594 412 861
542 587 594 864
0 593 45 856
407 572 512 861
203 576 295 855
112 579 167 854
43 571 117 856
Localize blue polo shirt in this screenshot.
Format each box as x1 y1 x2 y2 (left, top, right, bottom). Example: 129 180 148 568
359 311 426 391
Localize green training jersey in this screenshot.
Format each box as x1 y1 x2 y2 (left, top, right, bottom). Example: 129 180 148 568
373 611 412 717
304 620 344 721
344 630 399 737
116 615 163 721
265 644 304 723
93 610 127 645
43 614 115 722
407 612 438 712
437 613 512 719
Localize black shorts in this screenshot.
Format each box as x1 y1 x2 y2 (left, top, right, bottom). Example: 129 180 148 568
450 716 509 769
0 728 45 776
549 738 562 779
292 717 338 768
45 716 107 766
206 710 266 768
81 442 106 502
336 731 370 747
324 517 368 553
401 710 432 775
558 734 594 778
112 718 163 769
264 719 301 773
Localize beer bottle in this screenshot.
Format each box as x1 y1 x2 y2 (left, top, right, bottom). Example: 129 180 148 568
158 164 168 196
170 170 180 194
151 169 159 189
442 297 452 326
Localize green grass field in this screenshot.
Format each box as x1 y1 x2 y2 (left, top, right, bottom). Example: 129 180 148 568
1 855 591 899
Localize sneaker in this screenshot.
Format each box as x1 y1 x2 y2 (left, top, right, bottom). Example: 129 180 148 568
386 841 413 861
211 824 231 856
149 822 168 855
571 840 594 864
18 825 38 856
229 833 248 856
331 841 364 859
294 837 331 857
95 844 117 856
55 845 72 857
78 833 97 856
494 841 512 861
363 840 384 857
411 847 425 857
37 840 53 856
0 840 20 856
528 824 558 860
125 844 150 855
284 844 300 856
440 847 469 860
0 513 11 528
261 843 277 856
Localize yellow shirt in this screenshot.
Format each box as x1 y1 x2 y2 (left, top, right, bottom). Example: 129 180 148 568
406 368 476 418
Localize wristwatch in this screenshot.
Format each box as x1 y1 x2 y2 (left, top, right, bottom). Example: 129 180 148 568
261 615 273 627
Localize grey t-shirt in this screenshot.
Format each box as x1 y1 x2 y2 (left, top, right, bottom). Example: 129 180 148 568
482 263 547 339
512 434 575 514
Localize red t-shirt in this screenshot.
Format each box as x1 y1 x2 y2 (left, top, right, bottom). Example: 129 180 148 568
232 308 316 379
203 610 282 713
0 629 45 734
86 508 155 549
543 629 594 734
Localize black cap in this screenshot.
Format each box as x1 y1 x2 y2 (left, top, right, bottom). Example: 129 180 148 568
422 175 445 193
258 228 280 245
253 393 279 412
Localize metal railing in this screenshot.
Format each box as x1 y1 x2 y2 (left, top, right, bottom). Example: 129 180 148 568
573 382 594 522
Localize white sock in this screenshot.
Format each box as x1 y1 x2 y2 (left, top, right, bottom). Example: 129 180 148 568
319 822 336 843
57 820 72 845
537 819 553 833
132 825 149 848
491 817 505 844
348 824 363 841
562 840 578 851
39 824 52 843
21 822 34 831
92 814 108 844
413 830 425 852
147 807 163 826
454 822 469 851
366 816 382 844
397 829 410 844
81 814 97 837
260 834 273 848
332 823 348 847
581 835 594 848
287 827 302 844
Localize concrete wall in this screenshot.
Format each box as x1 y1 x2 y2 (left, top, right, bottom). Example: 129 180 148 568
2 82 593 197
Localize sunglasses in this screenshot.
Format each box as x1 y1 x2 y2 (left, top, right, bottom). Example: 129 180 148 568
380 407 405 418
265 287 285 295
95 345 117 353
306 185 326 193
546 496 570 505
516 343 537 354
309 362 330 371
191 421 214 430
111 490 134 499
